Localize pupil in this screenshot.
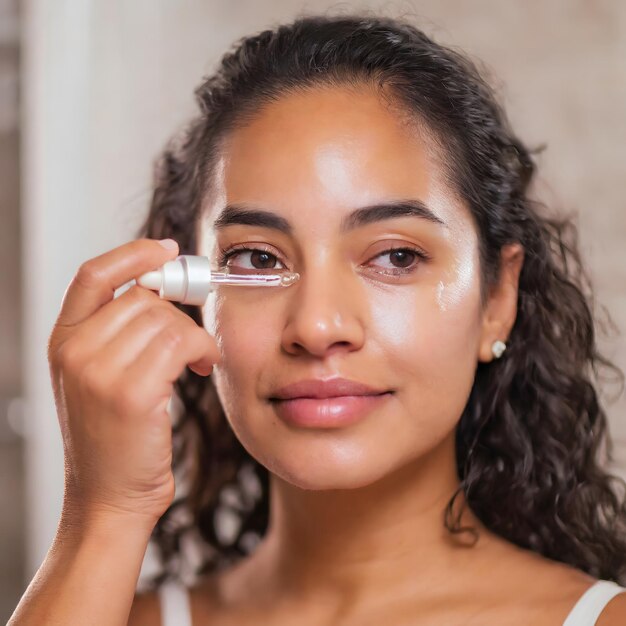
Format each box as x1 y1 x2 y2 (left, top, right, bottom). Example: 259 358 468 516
391 250 414 268
251 251 276 269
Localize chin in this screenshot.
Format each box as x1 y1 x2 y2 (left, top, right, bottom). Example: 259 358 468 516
252 443 395 491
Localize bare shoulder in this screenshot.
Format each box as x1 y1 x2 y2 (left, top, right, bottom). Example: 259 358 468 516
596 591 626 626
477 534 603 623
127 590 161 626
483 531 595 588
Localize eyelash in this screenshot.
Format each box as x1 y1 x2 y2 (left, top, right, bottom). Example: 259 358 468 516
218 244 281 272
217 243 430 277
368 245 430 275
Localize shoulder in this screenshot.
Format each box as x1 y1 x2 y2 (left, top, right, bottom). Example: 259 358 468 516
477 536 613 622
595 588 626 626
127 590 161 626
504 550 626 625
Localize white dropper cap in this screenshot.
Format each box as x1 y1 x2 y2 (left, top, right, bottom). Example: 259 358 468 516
137 255 212 305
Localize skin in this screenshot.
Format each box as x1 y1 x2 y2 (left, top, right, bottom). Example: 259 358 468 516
161 84 623 624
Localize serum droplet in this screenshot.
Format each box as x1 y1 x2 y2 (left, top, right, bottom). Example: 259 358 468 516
280 272 300 287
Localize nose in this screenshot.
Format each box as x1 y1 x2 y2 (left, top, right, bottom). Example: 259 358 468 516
281 260 366 358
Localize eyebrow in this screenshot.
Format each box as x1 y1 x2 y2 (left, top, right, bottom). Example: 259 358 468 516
213 199 447 235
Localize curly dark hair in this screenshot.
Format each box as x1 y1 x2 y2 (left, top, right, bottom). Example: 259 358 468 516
136 12 626 587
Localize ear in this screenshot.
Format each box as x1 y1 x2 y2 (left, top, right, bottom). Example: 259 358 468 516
478 243 525 363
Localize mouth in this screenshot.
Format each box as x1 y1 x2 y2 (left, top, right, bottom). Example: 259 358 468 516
268 378 394 428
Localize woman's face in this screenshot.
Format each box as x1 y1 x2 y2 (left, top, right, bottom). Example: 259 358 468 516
199 85 486 490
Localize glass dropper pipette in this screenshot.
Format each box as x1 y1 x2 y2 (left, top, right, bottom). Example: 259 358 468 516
136 255 300 305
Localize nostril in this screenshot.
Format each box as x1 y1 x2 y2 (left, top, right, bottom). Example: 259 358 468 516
280 293 366 357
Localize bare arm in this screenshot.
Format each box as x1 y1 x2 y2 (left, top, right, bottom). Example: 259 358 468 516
8 510 155 626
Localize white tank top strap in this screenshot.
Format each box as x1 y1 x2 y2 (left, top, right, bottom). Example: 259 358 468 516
158 578 192 626
562 580 626 626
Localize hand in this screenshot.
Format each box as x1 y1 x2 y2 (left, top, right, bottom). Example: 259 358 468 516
47 238 219 526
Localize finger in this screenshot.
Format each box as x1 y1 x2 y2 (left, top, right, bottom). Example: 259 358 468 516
62 285 192 359
57 238 179 328
88 305 203 379
121 325 220 415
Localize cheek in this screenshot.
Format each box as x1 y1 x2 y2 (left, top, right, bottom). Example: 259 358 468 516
202 291 280 398
371 263 481 371
366 253 483 438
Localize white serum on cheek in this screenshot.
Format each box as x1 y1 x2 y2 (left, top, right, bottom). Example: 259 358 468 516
436 281 447 312
428 190 480 315
436 249 476 313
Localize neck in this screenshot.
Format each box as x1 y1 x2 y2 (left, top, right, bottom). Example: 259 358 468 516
230 432 493 606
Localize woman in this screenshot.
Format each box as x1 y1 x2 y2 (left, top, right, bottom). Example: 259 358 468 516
10 13 626 626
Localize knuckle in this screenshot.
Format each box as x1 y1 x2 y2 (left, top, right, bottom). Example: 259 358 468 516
126 284 154 303
143 305 175 327
78 362 107 397
157 326 185 352
112 386 142 416
75 260 106 290
52 339 83 370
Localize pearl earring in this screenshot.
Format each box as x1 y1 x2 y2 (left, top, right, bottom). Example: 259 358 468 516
491 340 507 359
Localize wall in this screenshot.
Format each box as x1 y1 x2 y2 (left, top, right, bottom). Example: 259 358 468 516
0 0 24 618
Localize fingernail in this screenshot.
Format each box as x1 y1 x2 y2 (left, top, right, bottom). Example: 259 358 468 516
158 238 178 250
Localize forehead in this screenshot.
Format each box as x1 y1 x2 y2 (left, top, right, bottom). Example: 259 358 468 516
204 85 464 231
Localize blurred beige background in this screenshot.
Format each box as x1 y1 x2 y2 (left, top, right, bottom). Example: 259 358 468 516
1 0 625 620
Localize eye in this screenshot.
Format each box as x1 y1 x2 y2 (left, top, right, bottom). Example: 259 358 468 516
218 244 286 271
365 246 429 276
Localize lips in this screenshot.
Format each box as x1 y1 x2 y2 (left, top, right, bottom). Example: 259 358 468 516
269 378 393 428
